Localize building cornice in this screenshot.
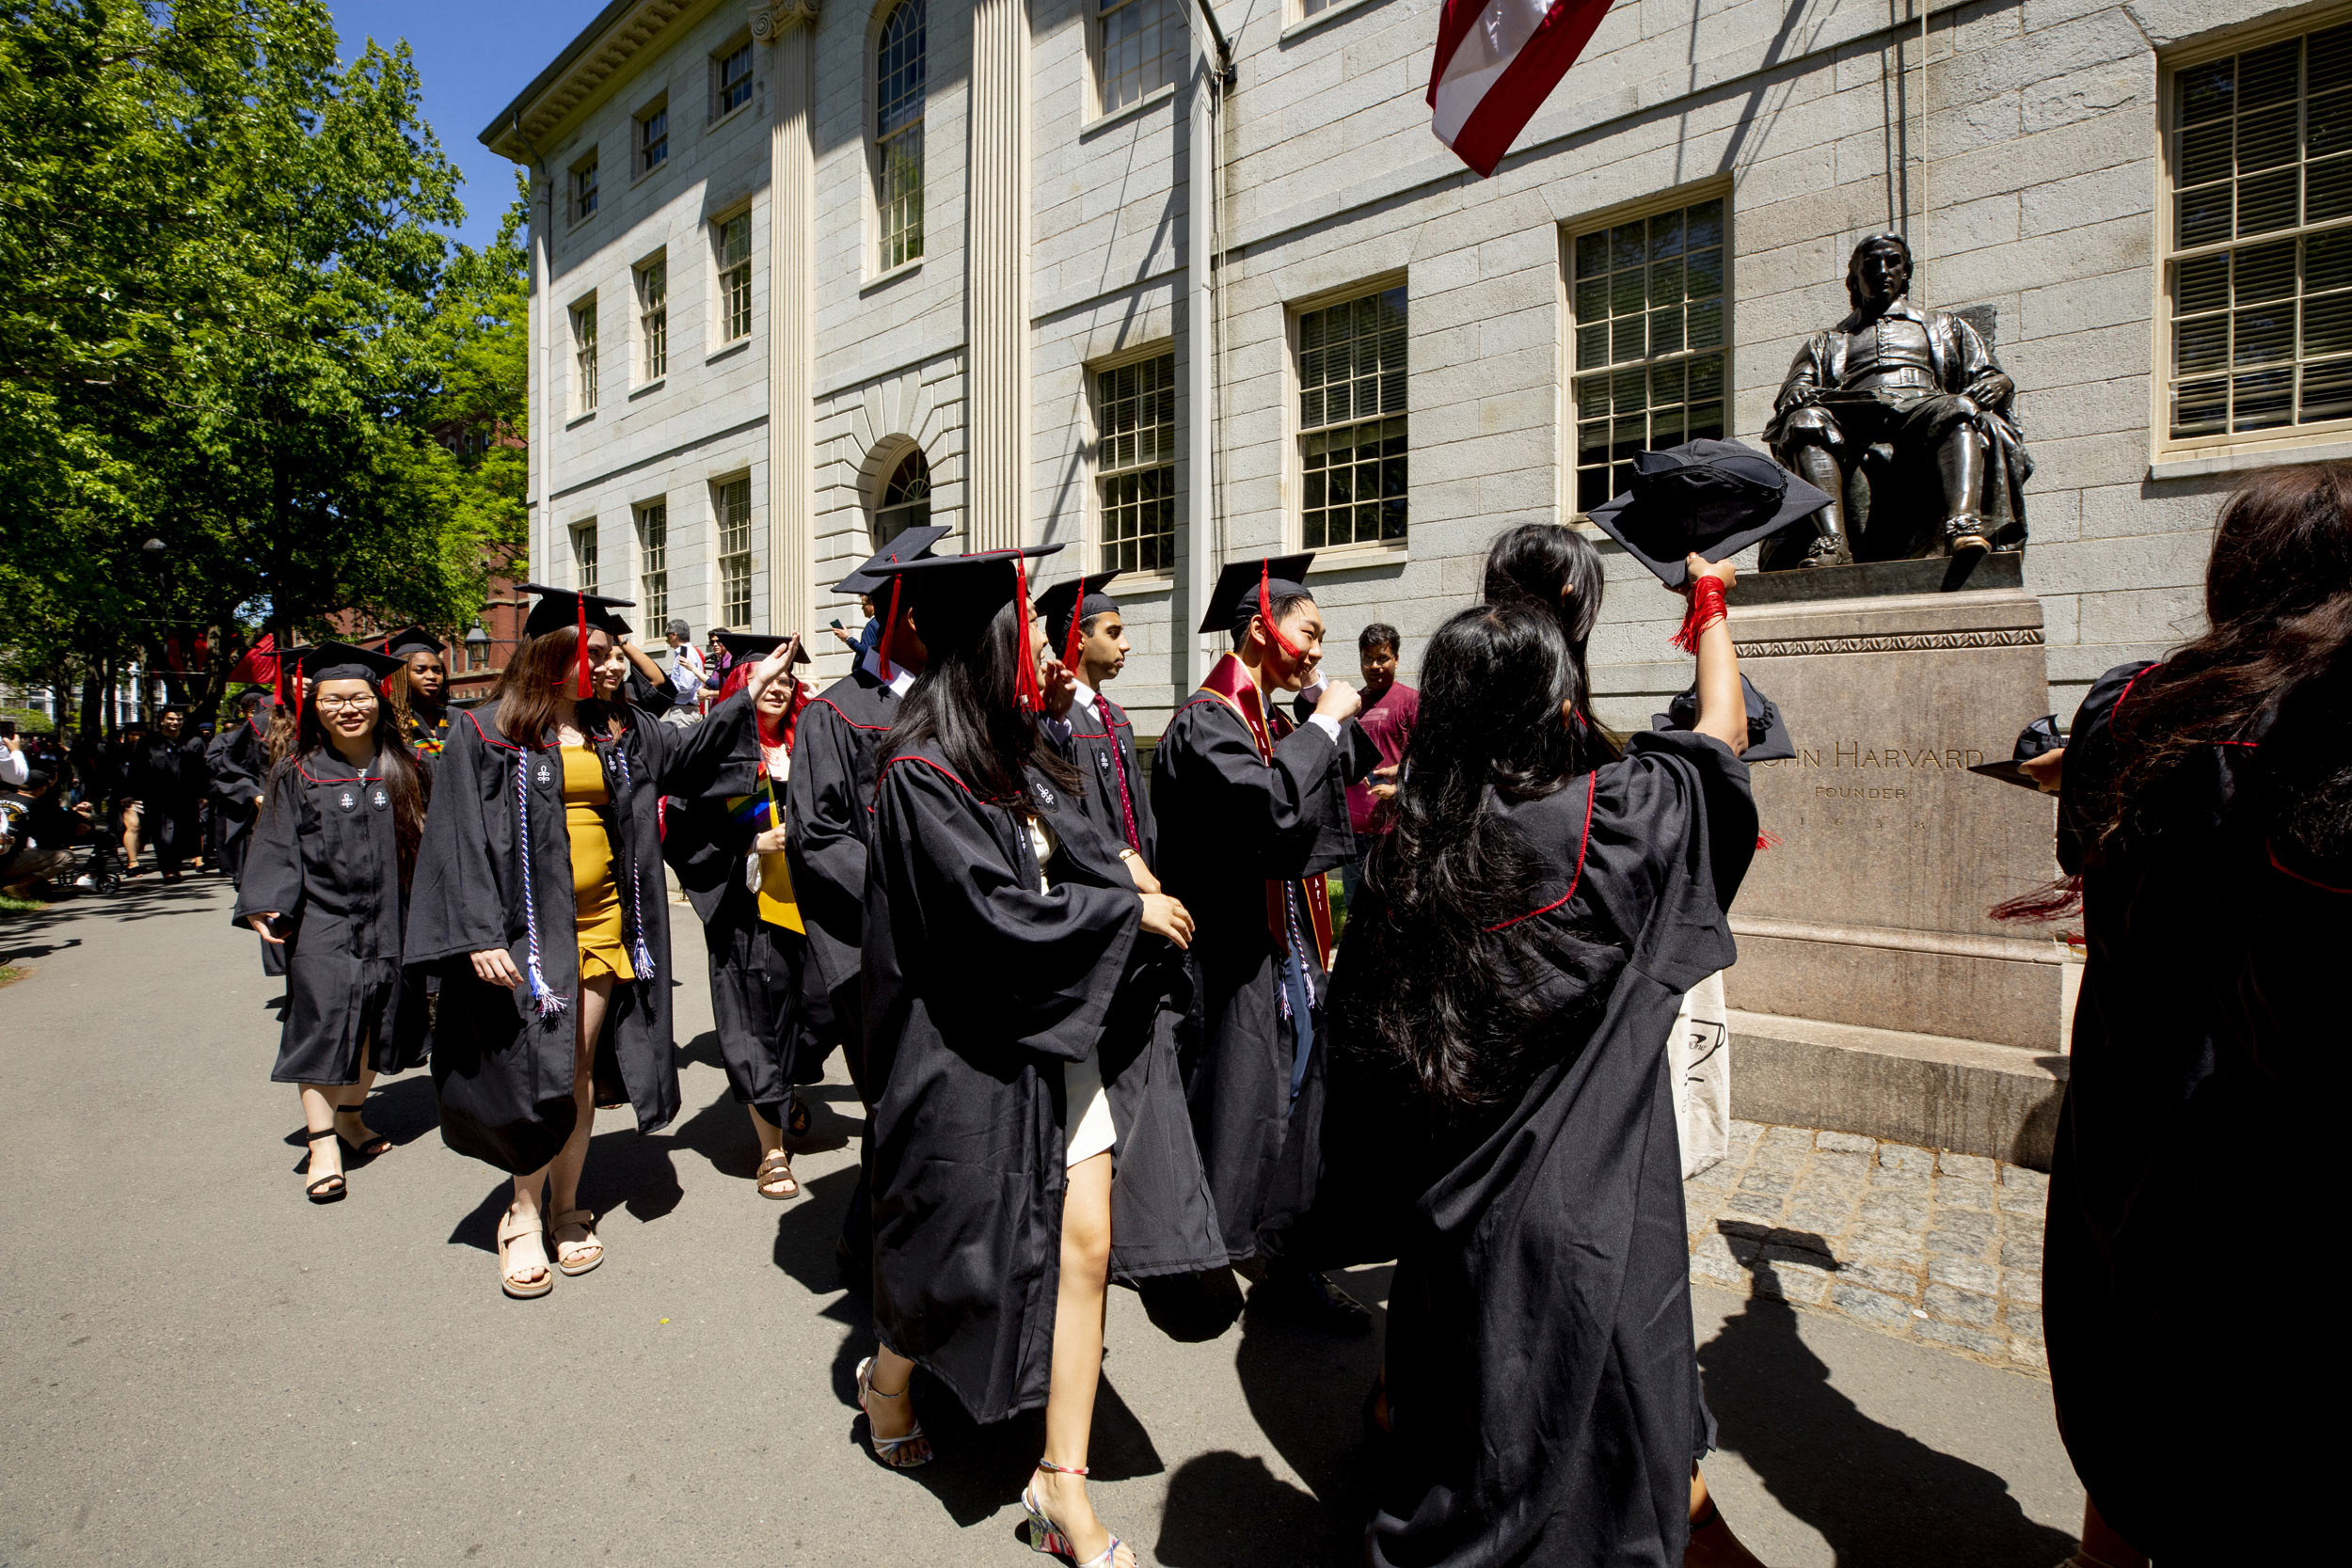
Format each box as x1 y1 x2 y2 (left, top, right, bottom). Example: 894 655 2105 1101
477 0 709 162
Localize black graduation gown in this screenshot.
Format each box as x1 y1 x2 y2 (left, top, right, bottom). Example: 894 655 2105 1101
661 724 817 1118
1296 731 1756 1568
1149 689 1367 1260
1046 689 1159 860
231 750 430 1085
204 711 269 885
2042 662 2337 1560
131 734 208 867
404 693 756 1174
785 663 902 1070
864 744 1224 1424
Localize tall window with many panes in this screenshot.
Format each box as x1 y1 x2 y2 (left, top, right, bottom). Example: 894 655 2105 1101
875 0 927 271
1096 353 1176 573
571 297 598 414
637 502 668 626
573 522 599 594
2163 23 2352 449
714 40 754 119
1297 286 1408 550
1569 195 1726 513
637 255 667 382
1097 0 1181 116
715 477 753 629
716 214 752 344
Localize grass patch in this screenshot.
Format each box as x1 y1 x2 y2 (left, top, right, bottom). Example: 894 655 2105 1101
0 965 20 987
0 892 52 916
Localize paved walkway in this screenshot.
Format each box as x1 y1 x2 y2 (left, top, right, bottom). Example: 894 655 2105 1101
0 877 2083 1567
1685 1122 2051 1374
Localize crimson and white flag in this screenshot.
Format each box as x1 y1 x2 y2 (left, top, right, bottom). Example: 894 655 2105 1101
1429 0 1614 178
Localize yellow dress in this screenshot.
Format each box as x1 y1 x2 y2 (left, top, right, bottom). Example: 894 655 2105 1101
563 744 634 982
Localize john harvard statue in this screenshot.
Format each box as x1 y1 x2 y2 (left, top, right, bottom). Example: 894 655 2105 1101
1762 233 2032 568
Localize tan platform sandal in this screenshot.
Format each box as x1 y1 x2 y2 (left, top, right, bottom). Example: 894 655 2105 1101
497 1210 552 1299
547 1208 603 1276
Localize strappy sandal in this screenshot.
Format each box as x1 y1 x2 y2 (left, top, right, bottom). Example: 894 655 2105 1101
854 1355 931 1468
1021 1461 1130 1568
333 1102 391 1158
301 1130 346 1203
547 1208 603 1276
497 1210 552 1299
755 1148 800 1200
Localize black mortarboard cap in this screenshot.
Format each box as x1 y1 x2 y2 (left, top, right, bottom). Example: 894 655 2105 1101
1654 673 1795 762
1586 439 1835 589
1968 714 2066 790
713 630 813 667
380 626 444 657
836 525 952 594
861 546 1064 653
299 641 407 686
516 583 636 640
1198 554 1315 635
1036 569 1124 649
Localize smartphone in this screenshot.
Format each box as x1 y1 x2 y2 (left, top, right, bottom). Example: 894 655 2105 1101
829 619 844 629
0 721 16 737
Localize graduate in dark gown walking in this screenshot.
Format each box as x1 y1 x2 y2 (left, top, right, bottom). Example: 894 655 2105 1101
660 630 818 1200
2024 467 2351 1567
1304 576 1771 1568
380 626 453 755
1148 554 1376 1328
403 586 789 1298
232 643 430 1204
852 548 1216 1568
1036 570 1157 865
125 705 209 880
204 688 272 888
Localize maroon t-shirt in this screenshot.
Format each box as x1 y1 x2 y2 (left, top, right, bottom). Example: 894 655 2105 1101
1347 681 1419 834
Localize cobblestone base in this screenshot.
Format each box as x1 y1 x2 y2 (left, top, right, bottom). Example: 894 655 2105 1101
1684 1120 2049 1374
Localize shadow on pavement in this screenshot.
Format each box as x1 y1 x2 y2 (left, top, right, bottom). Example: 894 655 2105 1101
1700 1270 2077 1567
1157 1449 1340 1567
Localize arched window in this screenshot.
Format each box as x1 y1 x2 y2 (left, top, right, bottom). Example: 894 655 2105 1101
874 447 932 546
874 0 926 271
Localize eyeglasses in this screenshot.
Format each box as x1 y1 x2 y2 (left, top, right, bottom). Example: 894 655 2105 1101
314 695 379 713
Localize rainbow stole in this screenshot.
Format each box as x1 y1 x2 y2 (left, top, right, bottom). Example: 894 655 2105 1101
1198 652 1335 970
727 783 803 932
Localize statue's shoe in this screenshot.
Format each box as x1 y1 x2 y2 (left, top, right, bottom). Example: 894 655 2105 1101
1945 515 1992 554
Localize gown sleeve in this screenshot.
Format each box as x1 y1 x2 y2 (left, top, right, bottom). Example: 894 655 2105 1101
631 689 755 799
878 758 1142 1064
402 716 510 964
1157 703 1347 878
1579 730 1758 994
230 769 307 930
203 733 247 811
786 699 872 992
2056 659 2158 878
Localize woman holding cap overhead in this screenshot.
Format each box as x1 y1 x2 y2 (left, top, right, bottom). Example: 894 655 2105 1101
660 629 819 1198
404 585 793 1298
1149 553 1379 1330
855 547 1219 1568
233 642 432 1203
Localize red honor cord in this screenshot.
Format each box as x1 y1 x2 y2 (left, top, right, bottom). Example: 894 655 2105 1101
1672 575 1728 654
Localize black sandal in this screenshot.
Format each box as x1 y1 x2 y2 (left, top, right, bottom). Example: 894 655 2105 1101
302 1130 346 1203
333 1102 391 1158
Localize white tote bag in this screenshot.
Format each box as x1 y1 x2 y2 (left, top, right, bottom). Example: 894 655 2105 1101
1669 971 1732 1179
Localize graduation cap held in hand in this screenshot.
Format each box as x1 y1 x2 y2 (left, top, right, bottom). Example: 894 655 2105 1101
713 631 813 667
1587 439 1835 589
1653 673 1795 762
1969 714 2066 790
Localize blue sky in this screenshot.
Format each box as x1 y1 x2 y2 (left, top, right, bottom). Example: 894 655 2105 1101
327 1 598 252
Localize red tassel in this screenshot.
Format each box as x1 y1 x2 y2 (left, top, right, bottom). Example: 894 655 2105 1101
1671 576 1727 655
1013 555 1044 716
1755 829 1783 851
877 576 905 675
1060 574 1089 676
575 596 592 699
1260 562 1306 664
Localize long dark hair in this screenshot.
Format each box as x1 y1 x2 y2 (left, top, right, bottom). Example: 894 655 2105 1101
265 689 430 889
1481 522 1621 771
884 597 1078 812
491 627 624 747
2096 465 2352 857
1337 603 1622 1117
385 663 443 734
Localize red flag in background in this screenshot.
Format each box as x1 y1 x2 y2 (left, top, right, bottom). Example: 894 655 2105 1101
226 634 277 688
1429 0 1615 178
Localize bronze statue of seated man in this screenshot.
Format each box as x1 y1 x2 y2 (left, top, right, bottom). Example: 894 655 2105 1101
1762 233 2032 568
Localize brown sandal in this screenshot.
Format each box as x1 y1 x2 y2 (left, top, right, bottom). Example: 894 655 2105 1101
498 1210 552 1299
755 1148 800 1199
548 1208 603 1275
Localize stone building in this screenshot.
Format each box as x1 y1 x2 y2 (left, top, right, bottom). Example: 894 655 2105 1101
481 0 2341 729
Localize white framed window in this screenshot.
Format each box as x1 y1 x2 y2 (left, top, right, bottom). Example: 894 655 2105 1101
636 253 668 383
873 446 933 548
1567 191 1728 514
570 295 598 414
714 476 753 628
572 521 599 595
568 150 598 224
713 39 754 120
715 213 753 345
635 95 668 177
1094 352 1177 574
1096 0 1182 116
875 0 926 271
2158 20 2352 458
637 501 669 626
1296 285 1408 550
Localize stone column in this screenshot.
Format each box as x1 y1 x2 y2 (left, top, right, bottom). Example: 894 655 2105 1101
756 0 817 636
964 0 1029 552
